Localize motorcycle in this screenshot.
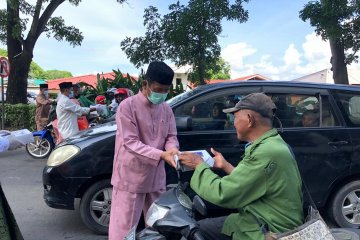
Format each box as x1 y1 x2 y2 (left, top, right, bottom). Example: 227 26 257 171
125 159 207 240
25 122 56 159
26 105 99 159
123 159 360 240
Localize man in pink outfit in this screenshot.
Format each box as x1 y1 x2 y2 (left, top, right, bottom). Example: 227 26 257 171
109 61 179 239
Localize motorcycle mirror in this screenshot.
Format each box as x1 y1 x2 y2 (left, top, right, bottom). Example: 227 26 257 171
193 195 207 217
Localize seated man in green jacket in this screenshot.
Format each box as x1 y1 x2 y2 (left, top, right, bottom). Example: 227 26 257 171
179 93 304 240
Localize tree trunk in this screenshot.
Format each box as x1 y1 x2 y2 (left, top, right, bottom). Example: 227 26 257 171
329 39 349 85
6 53 32 104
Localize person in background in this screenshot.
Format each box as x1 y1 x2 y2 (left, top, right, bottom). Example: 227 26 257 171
302 110 319 127
56 82 96 139
211 102 227 130
179 93 303 240
35 84 52 131
94 95 111 118
109 88 129 114
109 61 179 240
72 83 94 107
106 88 117 102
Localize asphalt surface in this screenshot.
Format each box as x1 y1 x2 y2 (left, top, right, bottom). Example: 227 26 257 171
0 148 108 240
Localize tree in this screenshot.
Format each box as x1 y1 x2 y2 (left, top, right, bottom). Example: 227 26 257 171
45 69 72 79
300 0 360 85
1 48 72 79
207 57 231 80
121 0 249 85
0 0 126 104
29 61 46 79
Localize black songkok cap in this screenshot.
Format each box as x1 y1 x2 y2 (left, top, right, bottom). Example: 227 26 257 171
40 84 48 89
145 61 174 85
59 82 73 90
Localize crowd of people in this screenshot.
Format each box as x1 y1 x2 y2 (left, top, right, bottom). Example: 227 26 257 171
34 82 132 141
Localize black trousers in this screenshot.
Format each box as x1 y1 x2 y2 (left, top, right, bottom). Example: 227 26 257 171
197 216 232 240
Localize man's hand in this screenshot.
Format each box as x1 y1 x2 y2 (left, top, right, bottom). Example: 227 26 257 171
7 135 24 150
211 148 234 174
161 148 179 168
178 152 203 170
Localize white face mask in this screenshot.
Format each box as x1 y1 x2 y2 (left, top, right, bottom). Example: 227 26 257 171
44 90 48 96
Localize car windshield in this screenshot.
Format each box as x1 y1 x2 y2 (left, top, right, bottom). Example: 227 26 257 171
167 85 210 106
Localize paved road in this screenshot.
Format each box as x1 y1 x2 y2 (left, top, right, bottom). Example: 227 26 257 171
0 148 108 240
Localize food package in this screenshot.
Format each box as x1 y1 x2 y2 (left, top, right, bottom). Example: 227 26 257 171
175 150 215 172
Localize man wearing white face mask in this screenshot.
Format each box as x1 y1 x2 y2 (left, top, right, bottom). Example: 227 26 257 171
35 84 52 131
109 61 179 240
56 82 96 140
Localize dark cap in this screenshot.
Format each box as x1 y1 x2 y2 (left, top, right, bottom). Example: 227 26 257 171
40 84 48 89
223 93 277 118
59 82 73 90
145 61 174 85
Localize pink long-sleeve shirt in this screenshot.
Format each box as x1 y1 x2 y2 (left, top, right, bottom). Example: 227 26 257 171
111 92 179 193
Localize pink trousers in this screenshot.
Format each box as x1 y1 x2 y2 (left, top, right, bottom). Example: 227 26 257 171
108 187 165 240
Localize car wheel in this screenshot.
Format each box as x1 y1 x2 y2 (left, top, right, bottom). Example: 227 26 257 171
330 181 360 228
25 136 52 159
80 179 112 235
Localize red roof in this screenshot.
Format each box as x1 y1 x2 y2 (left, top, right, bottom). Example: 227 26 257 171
231 74 270 81
188 74 270 89
47 72 137 90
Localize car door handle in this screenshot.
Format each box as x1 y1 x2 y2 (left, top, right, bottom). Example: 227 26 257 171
328 141 349 146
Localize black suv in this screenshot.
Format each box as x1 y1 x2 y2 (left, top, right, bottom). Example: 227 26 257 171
43 81 360 234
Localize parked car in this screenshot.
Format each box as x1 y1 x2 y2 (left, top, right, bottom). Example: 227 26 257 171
43 81 360 234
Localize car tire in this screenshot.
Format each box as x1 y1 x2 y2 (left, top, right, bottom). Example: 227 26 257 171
330 181 360 228
80 179 112 235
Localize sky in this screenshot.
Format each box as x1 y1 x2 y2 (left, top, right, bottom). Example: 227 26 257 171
1 0 360 80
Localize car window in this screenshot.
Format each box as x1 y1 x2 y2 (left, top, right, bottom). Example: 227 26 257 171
332 90 360 126
174 88 258 131
269 94 338 128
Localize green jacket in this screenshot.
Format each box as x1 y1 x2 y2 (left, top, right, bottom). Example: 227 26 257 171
190 129 304 240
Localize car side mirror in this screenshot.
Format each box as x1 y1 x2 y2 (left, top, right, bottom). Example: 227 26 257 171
176 116 192 131
193 195 207 216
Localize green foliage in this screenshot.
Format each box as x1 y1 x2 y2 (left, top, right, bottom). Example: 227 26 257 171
1 1 126 104
121 0 249 85
168 82 184 100
0 103 36 131
29 61 46 79
78 69 184 102
79 69 144 102
0 48 6 57
46 17 84 47
45 70 73 80
300 0 360 64
206 57 231 80
0 48 72 79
